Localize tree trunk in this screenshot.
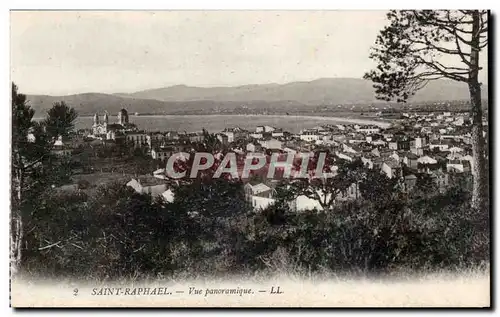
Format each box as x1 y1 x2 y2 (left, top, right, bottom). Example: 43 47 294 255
11 215 23 275
468 10 488 211
11 167 24 276
469 83 487 211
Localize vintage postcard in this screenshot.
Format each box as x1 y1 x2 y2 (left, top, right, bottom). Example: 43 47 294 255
10 10 490 308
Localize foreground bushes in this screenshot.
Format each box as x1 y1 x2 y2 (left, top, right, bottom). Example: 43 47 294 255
21 181 489 280
244 193 488 275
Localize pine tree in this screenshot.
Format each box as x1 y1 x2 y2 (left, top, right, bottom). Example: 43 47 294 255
11 83 78 274
364 10 488 211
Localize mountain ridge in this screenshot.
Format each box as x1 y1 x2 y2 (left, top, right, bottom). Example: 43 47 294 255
26 78 488 116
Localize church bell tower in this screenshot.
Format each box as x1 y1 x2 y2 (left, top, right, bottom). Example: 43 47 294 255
103 112 109 125
93 113 100 126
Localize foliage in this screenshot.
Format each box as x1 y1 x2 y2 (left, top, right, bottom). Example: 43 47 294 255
43 102 78 139
11 83 79 272
287 155 366 211
414 173 439 196
364 9 488 211
359 168 399 203
12 84 79 206
364 10 488 102
21 179 488 280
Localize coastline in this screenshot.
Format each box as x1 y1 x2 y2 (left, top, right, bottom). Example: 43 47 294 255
69 113 393 128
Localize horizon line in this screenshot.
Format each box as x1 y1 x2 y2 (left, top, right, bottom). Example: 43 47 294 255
16 76 467 97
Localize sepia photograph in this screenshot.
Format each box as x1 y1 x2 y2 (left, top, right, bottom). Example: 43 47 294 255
9 9 491 308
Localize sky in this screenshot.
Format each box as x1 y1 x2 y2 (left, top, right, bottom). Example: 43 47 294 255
10 11 488 95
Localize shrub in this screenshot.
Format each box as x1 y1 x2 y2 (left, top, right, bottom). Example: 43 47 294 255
21 181 489 280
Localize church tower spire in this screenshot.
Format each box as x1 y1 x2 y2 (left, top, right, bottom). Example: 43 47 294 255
118 108 129 125
103 111 109 125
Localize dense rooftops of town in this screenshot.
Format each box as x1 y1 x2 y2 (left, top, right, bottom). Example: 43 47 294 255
45 107 487 212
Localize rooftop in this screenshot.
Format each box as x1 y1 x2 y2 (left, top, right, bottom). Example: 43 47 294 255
249 183 272 195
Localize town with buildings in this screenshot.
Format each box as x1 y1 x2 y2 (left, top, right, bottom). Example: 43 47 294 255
49 106 488 214
11 11 490 306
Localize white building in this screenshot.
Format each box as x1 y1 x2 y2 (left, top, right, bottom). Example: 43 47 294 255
221 127 247 143
249 132 264 139
271 130 284 138
414 137 427 149
161 189 175 203
381 160 400 179
342 143 359 154
447 162 465 173
337 152 355 162
256 125 276 133
258 138 282 150
289 195 323 212
250 196 275 211
126 178 167 197
300 130 321 142
356 125 381 135
417 155 438 165
429 143 449 151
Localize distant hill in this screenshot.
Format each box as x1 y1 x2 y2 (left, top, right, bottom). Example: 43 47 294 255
27 93 175 117
27 78 487 116
27 93 308 117
118 78 487 104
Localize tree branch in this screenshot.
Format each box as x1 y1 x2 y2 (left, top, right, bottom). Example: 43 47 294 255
411 38 471 57
433 59 470 72
453 28 473 66
38 241 61 250
415 56 469 82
